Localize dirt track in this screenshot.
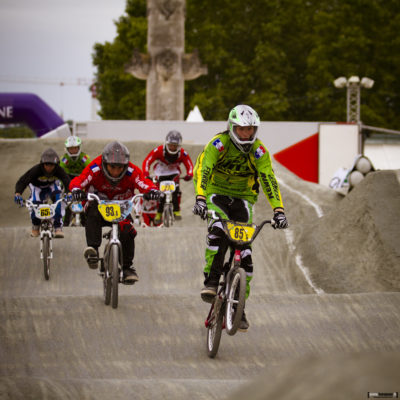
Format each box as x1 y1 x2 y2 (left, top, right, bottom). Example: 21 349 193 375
1 139 399 399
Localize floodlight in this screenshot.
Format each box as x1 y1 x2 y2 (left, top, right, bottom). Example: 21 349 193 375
348 76 360 84
361 77 374 89
333 77 347 88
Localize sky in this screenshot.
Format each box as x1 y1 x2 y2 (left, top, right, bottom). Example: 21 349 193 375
0 0 127 122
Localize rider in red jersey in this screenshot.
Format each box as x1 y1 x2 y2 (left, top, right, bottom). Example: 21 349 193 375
142 130 194 224
70 141 161 282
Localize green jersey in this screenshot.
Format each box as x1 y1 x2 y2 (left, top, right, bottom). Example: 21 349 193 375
194 131 284 209
60 152 91 177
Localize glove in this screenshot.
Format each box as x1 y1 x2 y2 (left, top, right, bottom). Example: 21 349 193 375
143 189 162 201
193 197 207 220
183 175 193 182
14 194 23 206
273 210 288 229
71 188 86 201
65 192 73 203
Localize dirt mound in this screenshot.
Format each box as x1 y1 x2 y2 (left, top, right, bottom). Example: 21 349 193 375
297 169 400 293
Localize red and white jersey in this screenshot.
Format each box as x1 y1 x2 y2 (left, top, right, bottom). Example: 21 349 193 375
142 145 194 178
69 155 157 200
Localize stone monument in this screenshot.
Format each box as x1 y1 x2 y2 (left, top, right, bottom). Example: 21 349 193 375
125 0 207 120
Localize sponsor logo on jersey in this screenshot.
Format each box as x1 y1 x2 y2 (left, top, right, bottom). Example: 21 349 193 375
212 138 224 152
255 145 266 159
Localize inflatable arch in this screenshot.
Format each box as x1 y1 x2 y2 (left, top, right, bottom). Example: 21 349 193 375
0 93 66 137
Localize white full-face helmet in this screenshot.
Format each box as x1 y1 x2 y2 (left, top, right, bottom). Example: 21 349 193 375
227 105 260 153
65 136 82 160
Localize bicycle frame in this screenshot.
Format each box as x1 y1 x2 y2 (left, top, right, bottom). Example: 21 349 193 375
205 209 273 357
25 197 66 258
25 195 68 280
87 192 143 308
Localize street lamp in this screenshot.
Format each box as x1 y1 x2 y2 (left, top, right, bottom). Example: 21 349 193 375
333 75 374 123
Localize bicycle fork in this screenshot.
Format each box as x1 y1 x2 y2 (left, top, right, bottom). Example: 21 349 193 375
40 231 53 260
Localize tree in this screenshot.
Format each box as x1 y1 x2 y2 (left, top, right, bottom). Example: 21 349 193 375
93 0 400 129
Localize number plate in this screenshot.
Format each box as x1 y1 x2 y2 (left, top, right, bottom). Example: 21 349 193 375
98 203 121 222
35 205 55 219
159 180 176 193
225 222 255 243
40 207 51 217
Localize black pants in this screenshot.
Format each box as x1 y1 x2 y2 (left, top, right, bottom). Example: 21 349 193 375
157 174 180 212
204 194 253 285
85 202 137 268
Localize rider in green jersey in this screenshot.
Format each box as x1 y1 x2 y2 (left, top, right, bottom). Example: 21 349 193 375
193 104 288 331
60 136 91 226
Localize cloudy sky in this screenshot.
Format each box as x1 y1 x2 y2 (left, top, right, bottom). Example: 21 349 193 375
0 0 126 121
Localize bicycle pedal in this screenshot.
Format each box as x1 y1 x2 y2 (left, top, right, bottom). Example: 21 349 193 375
122 279 136 286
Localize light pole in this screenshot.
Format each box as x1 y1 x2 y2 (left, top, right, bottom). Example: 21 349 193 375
333 76 374 123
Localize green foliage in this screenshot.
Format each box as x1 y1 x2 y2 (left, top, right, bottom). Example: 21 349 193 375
0 125 35 138
93 0 400 129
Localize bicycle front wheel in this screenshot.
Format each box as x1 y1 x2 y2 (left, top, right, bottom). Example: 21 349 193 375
206 297 224 358
103 248 111 306
110 244 119 309
42 235 50 281
225 268 246 336
163 204 174 227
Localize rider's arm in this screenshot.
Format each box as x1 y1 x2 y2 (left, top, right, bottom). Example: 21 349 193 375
69 157 99 191
180 148 194 177
15 164 41 195
55 165 71 191
142 146 162 177
132 164 158 194
251 141 284 210
193 134 224 198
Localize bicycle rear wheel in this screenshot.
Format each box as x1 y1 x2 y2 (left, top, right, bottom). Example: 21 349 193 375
42 235 50 281
110 244 119 309
206 297 224 358
225 268 246 336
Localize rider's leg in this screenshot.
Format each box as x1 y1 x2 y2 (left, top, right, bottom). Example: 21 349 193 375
240 246 253 299
51 183 64 237
84 203 104 269
63 206 72 226
28 184 42 231
119 219 138 282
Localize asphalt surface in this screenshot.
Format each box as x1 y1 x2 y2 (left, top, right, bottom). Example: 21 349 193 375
1 139 399 399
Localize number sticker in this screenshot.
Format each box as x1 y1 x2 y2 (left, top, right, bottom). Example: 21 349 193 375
98 203 121 221
40 207 51 217
160 181 176 193
226 222 255 243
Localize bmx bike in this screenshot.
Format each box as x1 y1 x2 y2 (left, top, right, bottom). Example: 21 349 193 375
24 195 69 281
69 201 84 227
87 192 143 309
159 179 176 227
205 209 274 358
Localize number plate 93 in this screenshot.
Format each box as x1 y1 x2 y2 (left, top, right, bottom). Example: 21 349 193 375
98 204 121 222
226 222 255 243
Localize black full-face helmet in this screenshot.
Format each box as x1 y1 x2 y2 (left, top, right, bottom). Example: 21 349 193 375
40 148 60 177
101 141 130 184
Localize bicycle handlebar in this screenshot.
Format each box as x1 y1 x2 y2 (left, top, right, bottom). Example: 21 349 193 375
207 209 275 244
25 195 69 209
87 192 144 203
